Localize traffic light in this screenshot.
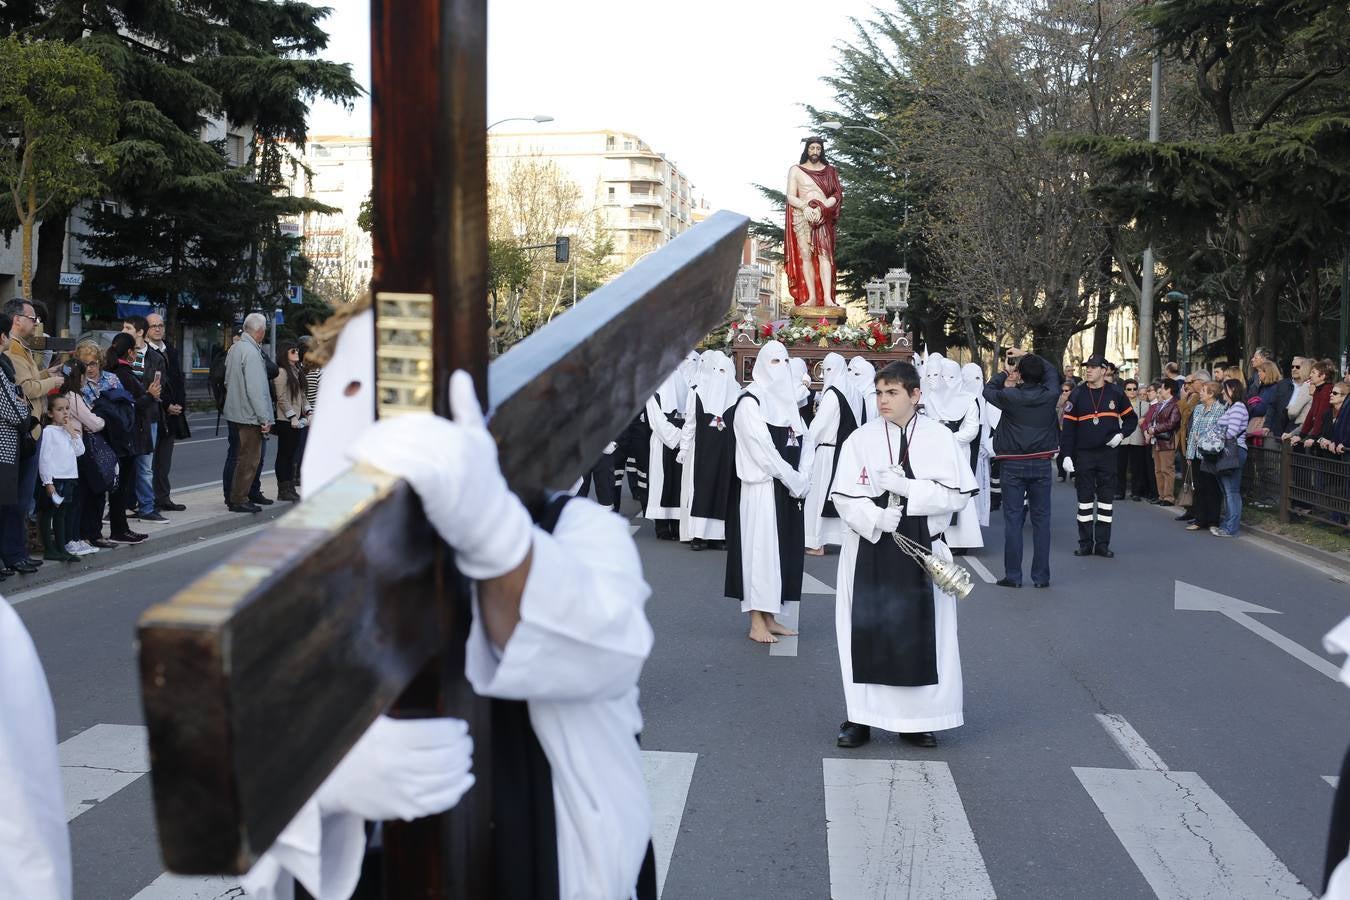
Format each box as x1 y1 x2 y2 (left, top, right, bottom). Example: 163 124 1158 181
555 235 570 264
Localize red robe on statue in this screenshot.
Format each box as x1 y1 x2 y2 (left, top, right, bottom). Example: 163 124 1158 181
785 164 844 307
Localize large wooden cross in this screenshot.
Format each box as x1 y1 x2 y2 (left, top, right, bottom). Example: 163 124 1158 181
135 0 745 894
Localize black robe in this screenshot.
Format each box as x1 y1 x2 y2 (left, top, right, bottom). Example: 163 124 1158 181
690 395 734 521
819 386 860 520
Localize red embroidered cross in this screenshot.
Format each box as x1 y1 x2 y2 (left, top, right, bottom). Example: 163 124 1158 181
857 466 870 485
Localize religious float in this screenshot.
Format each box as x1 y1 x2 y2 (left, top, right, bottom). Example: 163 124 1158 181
728 265 916 386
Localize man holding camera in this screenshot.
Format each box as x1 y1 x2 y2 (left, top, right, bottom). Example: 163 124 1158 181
983 348 1060 588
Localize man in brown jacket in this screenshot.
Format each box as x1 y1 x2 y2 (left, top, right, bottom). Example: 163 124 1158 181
1 299 62 573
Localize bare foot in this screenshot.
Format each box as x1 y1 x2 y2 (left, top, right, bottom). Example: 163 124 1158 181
748 621 778 644
806 546 825 556
766 617 798 637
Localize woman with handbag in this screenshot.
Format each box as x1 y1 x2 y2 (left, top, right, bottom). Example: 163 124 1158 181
1147 380 1181 505
1211 379 1250 537
1185 382 1226 532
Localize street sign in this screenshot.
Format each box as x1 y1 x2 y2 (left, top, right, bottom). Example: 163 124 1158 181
279 222 302 238
287 284 303 305
60 272 83 287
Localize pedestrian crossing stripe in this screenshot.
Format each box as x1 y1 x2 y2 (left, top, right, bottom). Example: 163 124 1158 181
56 725 693 900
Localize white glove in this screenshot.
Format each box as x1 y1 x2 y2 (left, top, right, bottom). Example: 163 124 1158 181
877 506 903 533
602 441 618 455
350 371 533 580
786 470 809 499
676 450 687 465
874 467 911 496
49 491 63 507
1062 456 1075 475
1107 433 1123 448
316 715 475 822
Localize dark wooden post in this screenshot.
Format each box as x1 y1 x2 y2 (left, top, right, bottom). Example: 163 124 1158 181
370 0 491 895
1278 441 1292 523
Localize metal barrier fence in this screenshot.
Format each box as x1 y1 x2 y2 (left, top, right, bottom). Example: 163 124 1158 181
1243 442 1350 528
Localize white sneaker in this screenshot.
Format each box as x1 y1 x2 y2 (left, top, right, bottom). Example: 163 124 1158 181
80 540 100 554
67 541 97 555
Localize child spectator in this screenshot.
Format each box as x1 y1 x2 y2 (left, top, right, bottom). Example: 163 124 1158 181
63 358 106 553
37 394 84 562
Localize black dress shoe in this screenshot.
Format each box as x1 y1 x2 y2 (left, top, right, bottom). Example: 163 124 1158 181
1156 500 1174 507
837 721 871 749
1073 548 1093 556
995 577 1021 588
228 502 262 514
689 538 705 551
11 560 39 574
901 731 937 748
23 557 43 567
1114 493 1126 500
160 501 187 511
1034 581 1050 588
249 495 274 506
1094 546 1115 558
708 539 725 551
1130 495 1144 502
0 567 15 577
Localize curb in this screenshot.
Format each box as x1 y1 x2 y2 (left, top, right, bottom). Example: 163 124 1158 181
6 503 288 592
1240 523 1350 580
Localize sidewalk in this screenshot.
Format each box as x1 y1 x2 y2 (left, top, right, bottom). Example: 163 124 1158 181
9 474 289 592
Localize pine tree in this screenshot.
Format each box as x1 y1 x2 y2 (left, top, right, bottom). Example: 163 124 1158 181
2 1 360 336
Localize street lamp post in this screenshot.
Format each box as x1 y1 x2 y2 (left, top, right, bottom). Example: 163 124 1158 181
1166 289 1189 374
486 114 554 130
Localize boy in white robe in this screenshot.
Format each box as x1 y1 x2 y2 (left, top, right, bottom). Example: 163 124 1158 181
830 360 976 749
804 352 864 555
243 305 657 900
725 341 810 644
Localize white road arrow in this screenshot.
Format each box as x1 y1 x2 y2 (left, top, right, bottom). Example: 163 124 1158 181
1174 580 1341 681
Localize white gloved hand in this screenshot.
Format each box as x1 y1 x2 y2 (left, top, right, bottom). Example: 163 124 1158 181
874 467 910 496
1107 433 1123 448
350 371 533 580
602 441 618 455
49 492 63 507
877 506 903 533
676 450 687 465
316 715 475 822
786 470 809 499
1062 456 1075 475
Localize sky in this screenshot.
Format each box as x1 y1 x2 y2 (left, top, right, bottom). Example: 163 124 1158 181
307 0 889 223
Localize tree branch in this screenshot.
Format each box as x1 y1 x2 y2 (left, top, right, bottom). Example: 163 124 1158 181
1252 66 1344 130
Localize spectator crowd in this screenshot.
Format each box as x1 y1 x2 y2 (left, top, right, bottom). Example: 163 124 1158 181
0 300 323 581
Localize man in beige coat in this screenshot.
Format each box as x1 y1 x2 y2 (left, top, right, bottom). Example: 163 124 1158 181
1 299 62 573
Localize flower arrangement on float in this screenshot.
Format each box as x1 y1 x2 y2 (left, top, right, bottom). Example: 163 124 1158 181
726 316 893 350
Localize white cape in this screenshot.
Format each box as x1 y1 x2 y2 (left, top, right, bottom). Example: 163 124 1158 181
829 416 975 732
0 597 71 900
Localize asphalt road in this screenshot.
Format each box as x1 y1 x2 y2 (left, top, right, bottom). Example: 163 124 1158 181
11 477 1350 898
161 411 273 497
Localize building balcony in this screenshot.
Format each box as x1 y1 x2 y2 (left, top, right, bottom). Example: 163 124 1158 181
624 171 664 183
627 194 663 207
616 221 664 231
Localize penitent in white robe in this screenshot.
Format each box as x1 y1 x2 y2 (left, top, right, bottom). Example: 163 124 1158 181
254 307 656 900
734 396 803 615
803 389 846 549
644 393 682 521
829 415 975 733
0 598 71 900
940 397 984 550
678 390 726 542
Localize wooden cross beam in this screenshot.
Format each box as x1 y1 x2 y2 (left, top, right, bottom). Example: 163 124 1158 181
136 0 747 892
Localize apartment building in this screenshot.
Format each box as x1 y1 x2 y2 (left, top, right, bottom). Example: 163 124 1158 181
488 129 702 269
282 135 374 304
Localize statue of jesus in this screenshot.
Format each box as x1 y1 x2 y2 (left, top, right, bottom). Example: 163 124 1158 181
785 136 844 309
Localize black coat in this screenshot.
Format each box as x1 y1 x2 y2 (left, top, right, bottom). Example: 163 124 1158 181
983 358 1062 459
109 361 157 456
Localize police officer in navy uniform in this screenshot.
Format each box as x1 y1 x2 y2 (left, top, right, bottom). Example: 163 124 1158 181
1059 354 1137 558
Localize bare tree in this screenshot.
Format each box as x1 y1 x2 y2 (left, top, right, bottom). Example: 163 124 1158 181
305 215 371 306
